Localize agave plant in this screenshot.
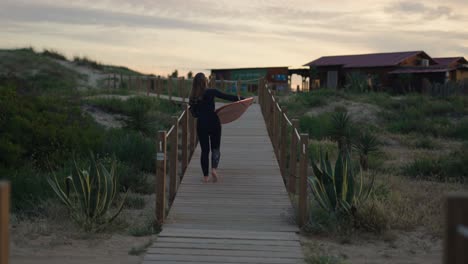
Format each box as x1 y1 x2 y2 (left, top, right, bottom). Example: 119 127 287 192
353 130 381 171
47 154 127 232
308 151 374 215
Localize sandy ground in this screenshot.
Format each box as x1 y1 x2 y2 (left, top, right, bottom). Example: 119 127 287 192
306 99 381 124
301 230 442 264
10 193 156 264
11 234 149 264
55 59 107 89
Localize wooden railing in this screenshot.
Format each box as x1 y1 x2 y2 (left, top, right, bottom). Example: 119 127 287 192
258 79 309 227
0 181 10 264
155 104 197 225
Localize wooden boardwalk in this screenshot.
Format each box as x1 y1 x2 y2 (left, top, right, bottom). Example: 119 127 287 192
143 103 305 263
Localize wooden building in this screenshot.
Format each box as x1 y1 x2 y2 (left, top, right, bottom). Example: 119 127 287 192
304 51 468 92
211 67 289 92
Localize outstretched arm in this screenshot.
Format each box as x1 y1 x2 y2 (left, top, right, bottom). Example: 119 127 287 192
211 89 245 102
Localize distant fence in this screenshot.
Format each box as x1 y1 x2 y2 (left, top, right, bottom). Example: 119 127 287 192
0 181 10 264
258 78 310 227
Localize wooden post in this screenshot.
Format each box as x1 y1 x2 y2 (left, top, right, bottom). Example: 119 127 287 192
289 119 299 194
169 117 178 204
156 131 167 225
157 76 161 98
298 134 309 227
445 193 468 264
168 78 173 101
271 94 276 147
177 78 182 99
182 105 189 174
147 77 150 96
138 76 142 92
189 112 196 156
113 73 116 89
181 77 186 103
0 182 10 264
280 107 288 179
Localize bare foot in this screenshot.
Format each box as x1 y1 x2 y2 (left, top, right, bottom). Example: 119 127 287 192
202 176 211 183
211 169 218 183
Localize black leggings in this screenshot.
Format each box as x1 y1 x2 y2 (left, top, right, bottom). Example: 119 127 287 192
197 120 221 177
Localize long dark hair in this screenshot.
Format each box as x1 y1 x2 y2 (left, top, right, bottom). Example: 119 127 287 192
190 72 207 101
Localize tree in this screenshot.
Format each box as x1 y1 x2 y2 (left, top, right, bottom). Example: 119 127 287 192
187 71 193 79
170 70 178 78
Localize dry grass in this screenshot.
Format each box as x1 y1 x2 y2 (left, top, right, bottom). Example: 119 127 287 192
377 174 464 236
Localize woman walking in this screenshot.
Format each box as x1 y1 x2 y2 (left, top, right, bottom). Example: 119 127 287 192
189 73 244 183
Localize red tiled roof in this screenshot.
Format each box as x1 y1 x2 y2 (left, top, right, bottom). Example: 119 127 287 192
433 57 467 66
304 51 426 68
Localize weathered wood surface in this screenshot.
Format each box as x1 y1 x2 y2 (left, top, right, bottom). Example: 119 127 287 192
143 103 304 263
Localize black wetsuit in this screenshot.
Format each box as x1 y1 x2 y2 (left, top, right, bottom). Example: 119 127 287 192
190 89 243 176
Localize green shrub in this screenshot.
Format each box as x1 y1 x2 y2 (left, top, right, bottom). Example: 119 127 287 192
412 137 437 149
329 112 355 154
0 86 104 169
41 49 67 61
352 130 381 170
344 71 367 92
100 129 156 172
124 192 146 209
47 154 127 232
73 56 103 70
308 151 375 215
128 215 161 236
403 145 468 181
403 157 442 179
353 199 390 234
446 120 468 140
299 113 333 140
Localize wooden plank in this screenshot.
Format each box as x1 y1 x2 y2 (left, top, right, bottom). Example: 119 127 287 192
154 237 300 246
0 181 9 264
146 248 303 258
144 254 302 263
159 228 300 240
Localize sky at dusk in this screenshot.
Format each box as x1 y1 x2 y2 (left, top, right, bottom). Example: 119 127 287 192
1 0 467 77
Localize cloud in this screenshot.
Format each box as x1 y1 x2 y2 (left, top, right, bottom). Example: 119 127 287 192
385 1 453 19
0 1 249 33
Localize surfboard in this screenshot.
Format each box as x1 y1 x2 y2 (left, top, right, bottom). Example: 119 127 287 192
215 97 254 124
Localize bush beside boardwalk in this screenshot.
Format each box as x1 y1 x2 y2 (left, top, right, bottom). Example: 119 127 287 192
0 49 186 264
281 89 467 263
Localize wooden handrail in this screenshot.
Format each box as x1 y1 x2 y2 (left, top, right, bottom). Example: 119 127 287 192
0 181 10 264
259 81 309 228
169 116 179 204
